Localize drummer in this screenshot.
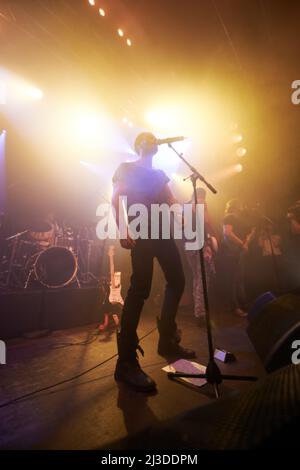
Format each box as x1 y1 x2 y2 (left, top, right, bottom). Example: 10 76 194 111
28 210 60 248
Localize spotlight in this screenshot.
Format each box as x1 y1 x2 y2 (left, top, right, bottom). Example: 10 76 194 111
230 122 238 131
118 28 124 37
99 8 105 16
26 87 43 100
77 113 100 138
88 0 95 6
128 121 133 128
122 117 128 124
126 38 132 46
236 147 247 157
232 133 243 143
235 163 243 173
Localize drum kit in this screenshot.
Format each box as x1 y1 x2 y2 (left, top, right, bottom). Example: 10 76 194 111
0 221 104 291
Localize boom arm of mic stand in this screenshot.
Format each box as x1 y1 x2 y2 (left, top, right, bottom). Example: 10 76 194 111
167 143 217 194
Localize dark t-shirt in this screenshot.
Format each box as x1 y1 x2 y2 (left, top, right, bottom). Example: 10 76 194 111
113 162 169 206
112 161 170 236
222 212 250 254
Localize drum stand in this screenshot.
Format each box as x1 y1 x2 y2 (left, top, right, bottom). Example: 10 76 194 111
3 230 29 290
24 267 34 289
74 275 81 288
78 238 98 285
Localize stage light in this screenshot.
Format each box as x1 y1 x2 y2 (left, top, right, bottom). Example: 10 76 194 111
235 163 243 173
230 122 238 131
25 87 43 100
118 28 124 37
236 147 247 157
128 121 133 127
212 163 244 182
13 81 43 101
65 108 117 153
232 133 243 143
126 38 132 46
122 117 128 124
99 8 105 16
77 113 101 139
88 0 95 6
0 70 43 103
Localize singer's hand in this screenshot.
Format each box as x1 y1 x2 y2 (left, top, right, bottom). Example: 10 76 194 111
120 232 136 249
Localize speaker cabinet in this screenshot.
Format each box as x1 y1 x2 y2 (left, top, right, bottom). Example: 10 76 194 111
247 293 300 372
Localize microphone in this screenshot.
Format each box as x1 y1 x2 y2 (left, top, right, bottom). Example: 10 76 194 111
156 136 186 145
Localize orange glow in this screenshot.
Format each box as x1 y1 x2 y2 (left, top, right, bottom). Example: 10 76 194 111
236 147 247 157
232 133 243 143
0 81 6 104
230 122 238 131
26 87 43 100
212 163 244 182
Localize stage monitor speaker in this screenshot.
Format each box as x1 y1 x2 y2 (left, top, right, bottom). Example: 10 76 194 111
247 293 300 372
248 291 276 322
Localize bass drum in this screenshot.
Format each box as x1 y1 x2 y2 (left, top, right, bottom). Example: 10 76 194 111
29 246 78 288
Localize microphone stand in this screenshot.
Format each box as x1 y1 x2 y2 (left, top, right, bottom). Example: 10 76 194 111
166 143 257 398
260 217 282 292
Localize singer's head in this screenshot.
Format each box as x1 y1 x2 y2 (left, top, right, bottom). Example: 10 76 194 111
134 132 158 158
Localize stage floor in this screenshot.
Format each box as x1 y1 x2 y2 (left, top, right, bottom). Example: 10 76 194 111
0 307 264 450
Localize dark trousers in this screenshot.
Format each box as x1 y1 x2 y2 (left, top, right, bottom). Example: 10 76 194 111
119 238 185 351
216 247 246 312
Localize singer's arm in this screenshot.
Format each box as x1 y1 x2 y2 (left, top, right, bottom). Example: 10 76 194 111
112 184 136 249
160 184 178 206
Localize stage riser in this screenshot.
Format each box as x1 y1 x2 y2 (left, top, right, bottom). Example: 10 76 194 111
0 288 102 339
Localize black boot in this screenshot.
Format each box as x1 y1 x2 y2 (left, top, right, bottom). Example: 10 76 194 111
156 318 196 359
114 331 157 393
157 337 196 359
156 317 181 343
